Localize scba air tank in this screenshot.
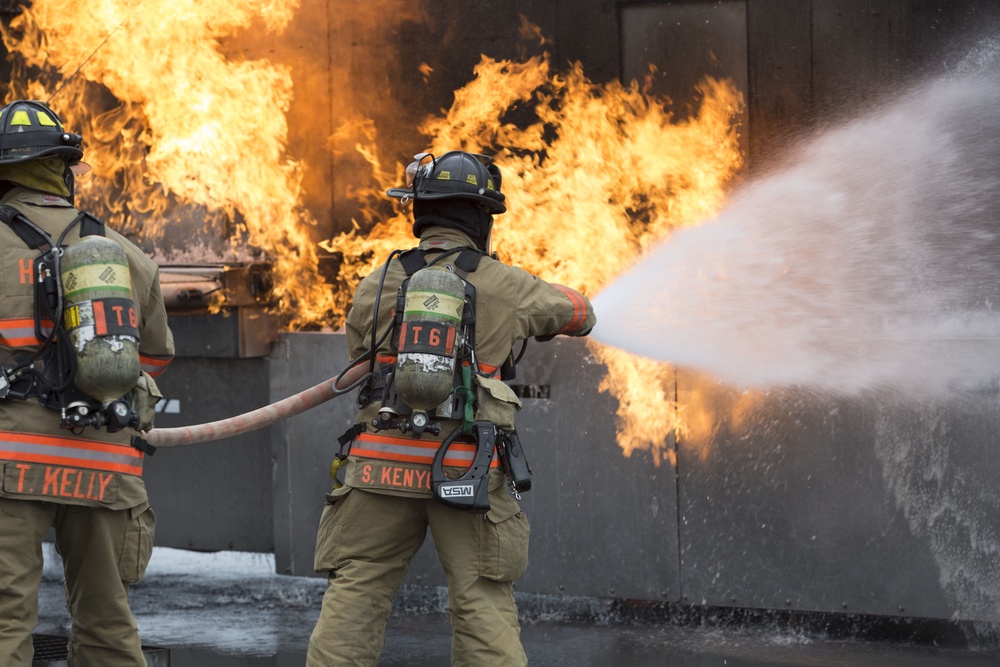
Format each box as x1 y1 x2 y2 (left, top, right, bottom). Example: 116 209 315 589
395 266 466 412
60 236 141 404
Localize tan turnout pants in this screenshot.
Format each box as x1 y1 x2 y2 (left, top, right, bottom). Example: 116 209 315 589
307 484 530 666
0 497 155 667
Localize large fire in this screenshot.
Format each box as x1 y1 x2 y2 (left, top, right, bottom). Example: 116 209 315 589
326 55 744 465
0 0 333 329
1 3 744 465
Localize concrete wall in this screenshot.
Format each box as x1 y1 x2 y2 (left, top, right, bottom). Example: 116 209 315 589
148 331 1000 624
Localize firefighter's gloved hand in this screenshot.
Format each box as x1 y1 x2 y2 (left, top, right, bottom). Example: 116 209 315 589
536 327 592 342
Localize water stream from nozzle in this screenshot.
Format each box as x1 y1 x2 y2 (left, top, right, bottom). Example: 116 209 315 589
592 65 1000 400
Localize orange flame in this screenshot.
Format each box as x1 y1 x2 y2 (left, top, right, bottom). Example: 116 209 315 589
2 5 743 463
1 0 335 329
325 53 745 463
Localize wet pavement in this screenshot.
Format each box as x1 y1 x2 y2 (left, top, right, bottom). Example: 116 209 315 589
35 547 1000 666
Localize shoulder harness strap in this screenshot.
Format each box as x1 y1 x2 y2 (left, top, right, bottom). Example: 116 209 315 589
400 246 484 277
0 204 54 251
77 211 106 238
453 248 483 277
398 248 427 276
0 205 106 251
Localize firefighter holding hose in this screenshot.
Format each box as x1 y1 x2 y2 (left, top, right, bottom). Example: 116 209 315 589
307 150 596 666
0 100 174 666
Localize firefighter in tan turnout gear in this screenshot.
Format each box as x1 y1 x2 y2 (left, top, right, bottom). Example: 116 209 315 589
0 100 174 666
307 150 596 666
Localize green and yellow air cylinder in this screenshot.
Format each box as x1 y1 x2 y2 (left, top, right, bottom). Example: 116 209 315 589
394 266 466 412
60 236 141 404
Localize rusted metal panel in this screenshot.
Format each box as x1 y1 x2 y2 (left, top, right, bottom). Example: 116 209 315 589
620 1 749 121
675 376 944 617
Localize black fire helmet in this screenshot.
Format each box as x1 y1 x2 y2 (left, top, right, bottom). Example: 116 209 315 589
0 100 90 174
387 150 506 214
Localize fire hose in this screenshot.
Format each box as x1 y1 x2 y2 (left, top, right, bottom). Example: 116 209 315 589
141 362 371 449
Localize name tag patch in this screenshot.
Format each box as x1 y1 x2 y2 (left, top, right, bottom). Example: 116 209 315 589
3 462 119 504
350 460 432 494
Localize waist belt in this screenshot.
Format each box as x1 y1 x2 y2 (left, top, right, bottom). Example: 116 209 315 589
351 431 500 469
0 431 144 476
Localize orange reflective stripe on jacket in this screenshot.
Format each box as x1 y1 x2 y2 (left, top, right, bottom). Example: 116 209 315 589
3 318 170 379
351 432 499 469
0 317 53 347
140 354 171 378
553 285 590 335
0 431 143 476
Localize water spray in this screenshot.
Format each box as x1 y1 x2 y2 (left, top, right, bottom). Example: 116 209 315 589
593 68 1000 399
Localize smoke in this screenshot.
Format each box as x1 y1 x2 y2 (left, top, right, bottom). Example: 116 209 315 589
592 64 1000 400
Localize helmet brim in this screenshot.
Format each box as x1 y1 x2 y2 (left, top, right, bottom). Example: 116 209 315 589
385 187 506 214
386 187 412 200
0 146 85 167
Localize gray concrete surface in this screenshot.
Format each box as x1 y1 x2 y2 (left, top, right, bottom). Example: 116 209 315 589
34 547 1000 666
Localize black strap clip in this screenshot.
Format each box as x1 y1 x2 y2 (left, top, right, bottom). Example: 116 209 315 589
131 435 156 457
431 421 496 512
337 423 365 453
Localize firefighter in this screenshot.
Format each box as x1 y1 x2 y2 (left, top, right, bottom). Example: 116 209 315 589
0 100 174 666
307 150 596 666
